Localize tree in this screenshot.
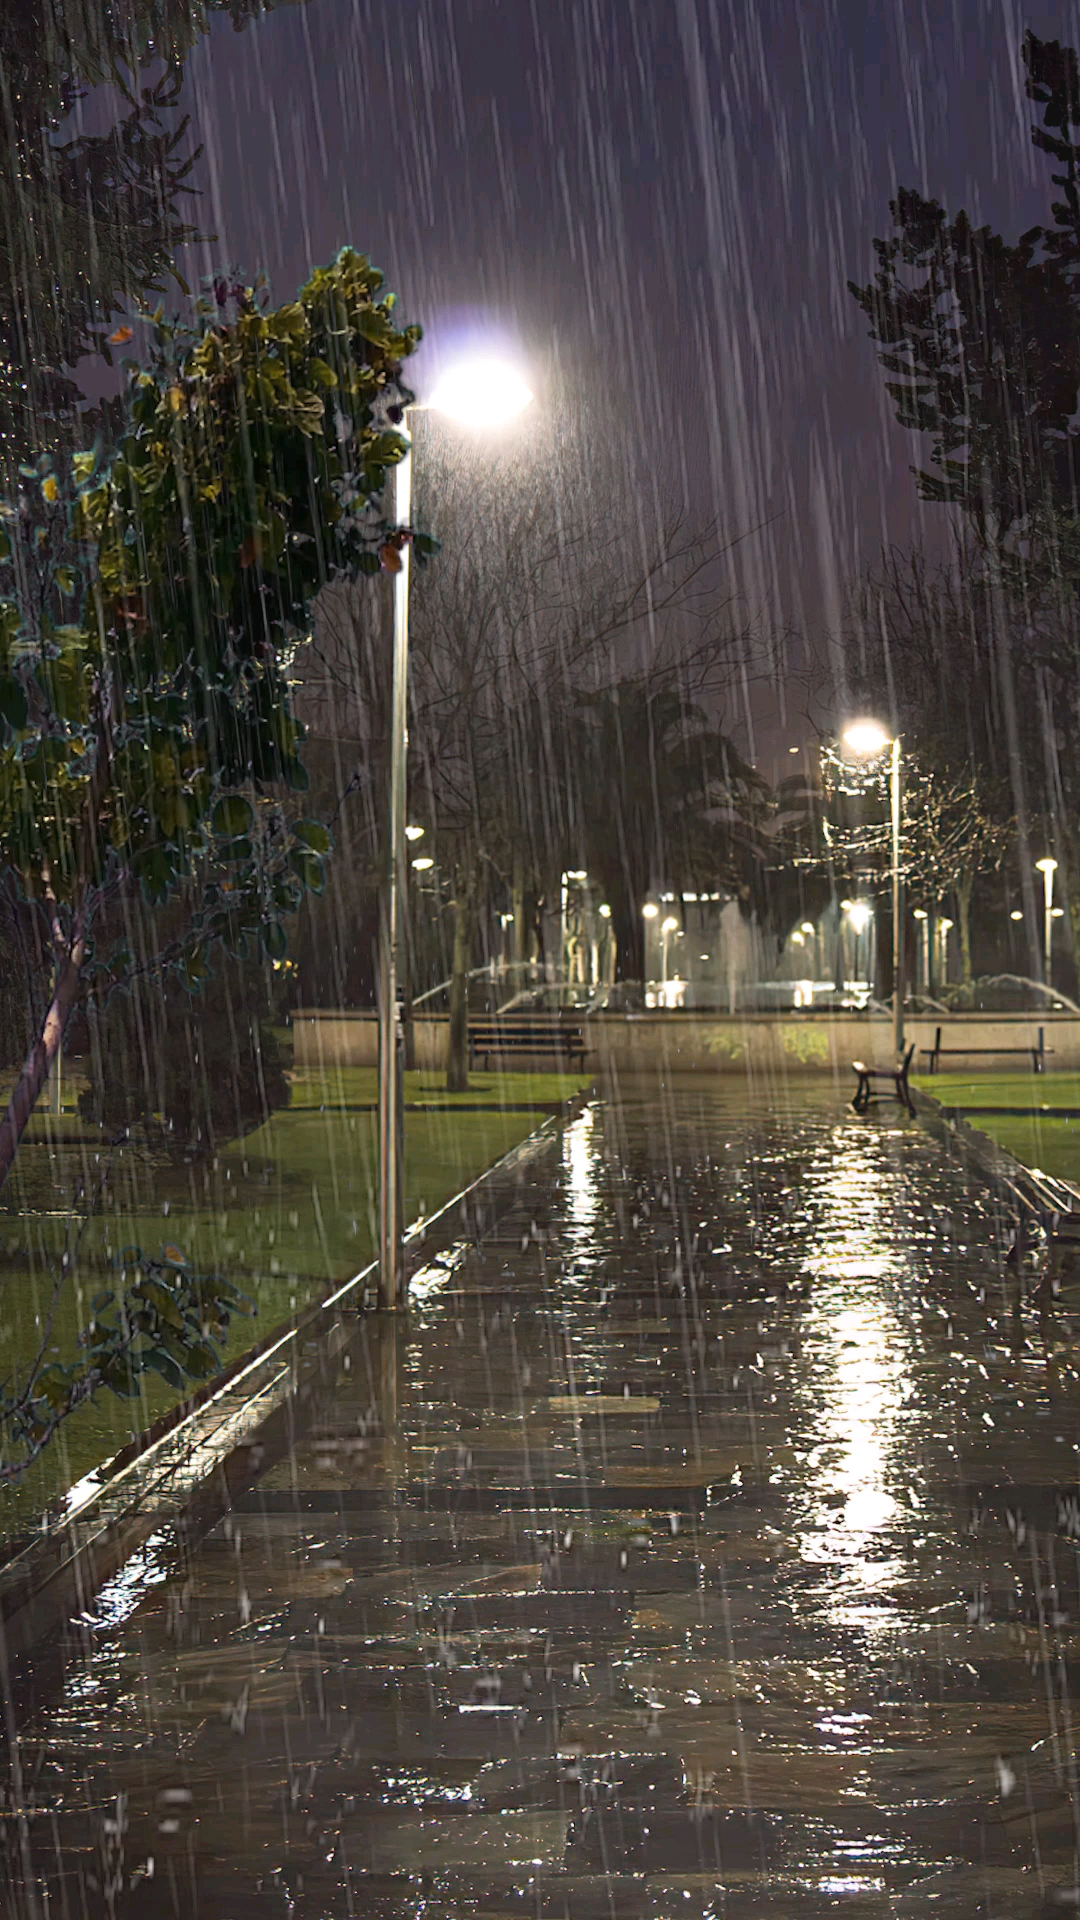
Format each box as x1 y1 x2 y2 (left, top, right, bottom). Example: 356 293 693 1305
567 672 766 983
300 412 760 1087
0 0 307 464
847 33 1080 975
0 246 424 1192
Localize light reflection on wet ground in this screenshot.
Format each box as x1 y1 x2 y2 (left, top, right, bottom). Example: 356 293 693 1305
7 1080 1080 1915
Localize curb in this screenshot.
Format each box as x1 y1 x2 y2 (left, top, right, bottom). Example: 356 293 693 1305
0 1095 592 1673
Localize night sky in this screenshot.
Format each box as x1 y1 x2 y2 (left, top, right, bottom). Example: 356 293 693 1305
169 0 1080 754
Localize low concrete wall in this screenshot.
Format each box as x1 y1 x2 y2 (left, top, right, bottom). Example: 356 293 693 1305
293 1008 1080 1077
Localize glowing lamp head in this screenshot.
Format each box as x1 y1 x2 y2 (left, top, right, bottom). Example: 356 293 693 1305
598 903 611 919
845 900 873 934
405 823 425 842
842 720 892 758
1036 857 1058 874
428 359 534 429
411 855 434 872
642 902 659 920
661 916 679 934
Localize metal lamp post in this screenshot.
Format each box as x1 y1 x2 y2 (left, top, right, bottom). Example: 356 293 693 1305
1036 857 1058 987
377 359 533 1309
842 722 904 1061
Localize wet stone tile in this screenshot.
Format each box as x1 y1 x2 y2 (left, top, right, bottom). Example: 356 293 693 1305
8 1086 1080 1916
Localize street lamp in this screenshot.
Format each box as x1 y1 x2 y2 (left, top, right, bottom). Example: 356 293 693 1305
378 358 534 1309
841 721 904 1060
912 907 928 996
1036 857 1058 985
660 914 679 989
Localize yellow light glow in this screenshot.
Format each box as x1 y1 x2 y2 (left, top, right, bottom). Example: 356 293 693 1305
842 720 891 758
642 902 659 920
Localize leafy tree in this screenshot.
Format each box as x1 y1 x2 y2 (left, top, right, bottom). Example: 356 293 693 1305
0 0 307 463
568 673 766 982
0 246 423 1192
849 187 1080 542
79 941 289 1151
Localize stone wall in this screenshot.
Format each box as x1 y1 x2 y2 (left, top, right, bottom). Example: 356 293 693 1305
292 1008 1080 1078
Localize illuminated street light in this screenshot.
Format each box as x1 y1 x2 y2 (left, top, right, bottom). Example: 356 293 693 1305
845 900 873 934
598 903 612 919
841 720 903 1060
842 720 891 757
642 902 659 920
405 824 425 842
411 855 434 872
378 355 533 1308
1036 857 1059 983
427 359 534 429
912 908 929 995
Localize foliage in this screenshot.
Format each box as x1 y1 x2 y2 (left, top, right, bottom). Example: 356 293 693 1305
0 1241 253 1480
0 246 423 1193
849 34 1080 545
568 674 767 980
0 0 309 462
79 947 290 1152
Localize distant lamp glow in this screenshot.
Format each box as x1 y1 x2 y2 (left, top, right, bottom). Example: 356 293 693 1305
1036 857 1059 874
598 903 611 919
642 902 659 920
912 909 927 921
1010 910 1023 921
846 900 873 934
842 720 892 757
661 916 679 934
566 869 588 881
939 917 954 932
800 921 815 935
1053 907 1065 917
405 823 425 842
428 359 534 428
411 855 434 872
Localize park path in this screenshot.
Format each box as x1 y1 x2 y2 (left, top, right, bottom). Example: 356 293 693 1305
7 1079 1080 1917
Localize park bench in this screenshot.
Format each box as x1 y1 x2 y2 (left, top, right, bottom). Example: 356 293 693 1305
851 1041 916 1117
468 1016 587 1071
922 1024 1049 1074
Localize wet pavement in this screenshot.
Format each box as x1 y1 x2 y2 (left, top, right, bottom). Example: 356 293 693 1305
7 1080 1080 1916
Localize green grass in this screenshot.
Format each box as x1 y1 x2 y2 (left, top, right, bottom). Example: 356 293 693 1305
0 1065 590 1537
913 1069 1080 1185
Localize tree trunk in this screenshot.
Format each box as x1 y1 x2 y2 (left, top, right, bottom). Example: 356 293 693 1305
0 936 85 1193
956 871 974 984
446 867 474 1093
511 848 526 972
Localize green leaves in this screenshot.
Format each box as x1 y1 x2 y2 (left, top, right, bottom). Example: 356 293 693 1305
288 847 326 894
0 674 27 732
293 818 332 855
2 1245 255 1474
210 794 254 838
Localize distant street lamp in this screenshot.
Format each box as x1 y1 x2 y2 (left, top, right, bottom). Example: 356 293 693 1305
378 359 534 1308
912 908 928 996
660 914 679 988
1036 857 1058 986
938 916 954 984
841 721 904 1060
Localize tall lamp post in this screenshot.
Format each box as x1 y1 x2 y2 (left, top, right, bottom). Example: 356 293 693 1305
377 358 533 1309
842 722 904 1061
1036 857 1058 987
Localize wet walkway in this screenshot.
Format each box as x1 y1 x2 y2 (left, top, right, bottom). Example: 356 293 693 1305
7 1081 1080 1916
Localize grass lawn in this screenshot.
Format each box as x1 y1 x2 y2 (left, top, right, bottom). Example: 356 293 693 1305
0 1063 591 1537
913 1069 1080 1185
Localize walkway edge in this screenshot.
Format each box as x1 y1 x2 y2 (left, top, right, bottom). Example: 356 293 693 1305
0 1099 589 1666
